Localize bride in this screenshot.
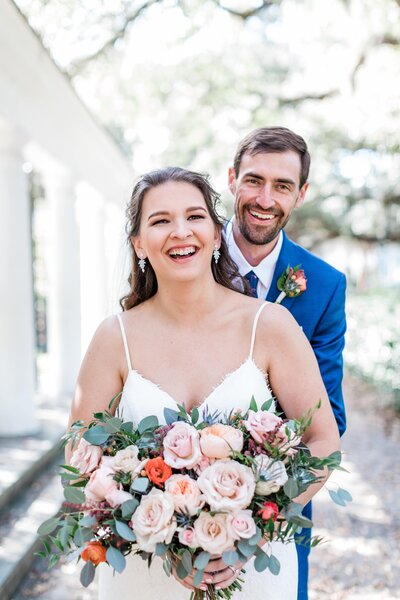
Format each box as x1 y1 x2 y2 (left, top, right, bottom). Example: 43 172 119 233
67 166 340 599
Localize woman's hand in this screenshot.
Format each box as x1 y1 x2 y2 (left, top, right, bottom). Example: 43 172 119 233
172 555 242 592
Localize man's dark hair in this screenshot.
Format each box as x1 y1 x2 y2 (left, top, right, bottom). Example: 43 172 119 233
233 126 311 187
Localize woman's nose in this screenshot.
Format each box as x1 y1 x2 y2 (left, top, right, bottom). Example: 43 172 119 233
170 219 192 239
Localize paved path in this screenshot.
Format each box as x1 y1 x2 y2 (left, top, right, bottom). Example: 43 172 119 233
12 375 400 599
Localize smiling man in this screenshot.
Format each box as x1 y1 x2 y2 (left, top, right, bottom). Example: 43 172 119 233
226 126 347 600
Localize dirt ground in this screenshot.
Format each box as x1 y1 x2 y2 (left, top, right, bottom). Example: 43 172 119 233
13 374 400 599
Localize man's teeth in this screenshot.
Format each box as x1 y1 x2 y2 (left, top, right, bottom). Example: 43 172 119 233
249 210 275 220
169 247 196 257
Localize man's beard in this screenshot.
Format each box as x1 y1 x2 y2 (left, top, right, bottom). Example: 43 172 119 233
236 206 289 246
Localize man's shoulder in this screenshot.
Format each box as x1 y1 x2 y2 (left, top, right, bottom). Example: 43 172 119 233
283 235 345 285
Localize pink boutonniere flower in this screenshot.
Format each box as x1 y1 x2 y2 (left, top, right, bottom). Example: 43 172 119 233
275 264 307 304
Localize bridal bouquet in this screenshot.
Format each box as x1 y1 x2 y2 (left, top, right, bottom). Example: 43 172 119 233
38 396 349 599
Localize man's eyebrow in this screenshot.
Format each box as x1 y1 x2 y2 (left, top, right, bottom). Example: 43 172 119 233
243 171 264 180
275 178 296 186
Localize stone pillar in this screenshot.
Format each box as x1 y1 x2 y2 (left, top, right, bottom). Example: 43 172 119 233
44 167 81 396
0 120 38 435
77 183 108 355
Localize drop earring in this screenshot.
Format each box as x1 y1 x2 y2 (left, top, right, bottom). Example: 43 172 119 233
138 254 146 273
213 246 221 264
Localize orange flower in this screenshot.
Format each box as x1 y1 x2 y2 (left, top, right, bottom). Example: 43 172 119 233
258 501 279 522
289 268 307 292
145 456 172 486
81 541 107 565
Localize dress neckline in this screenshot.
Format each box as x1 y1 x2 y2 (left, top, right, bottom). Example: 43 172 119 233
123 356 267 414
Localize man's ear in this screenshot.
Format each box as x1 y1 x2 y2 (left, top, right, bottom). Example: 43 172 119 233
228 167 237 195
295 182 309 209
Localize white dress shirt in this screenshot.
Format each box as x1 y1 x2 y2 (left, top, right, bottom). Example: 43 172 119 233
224 218 283 299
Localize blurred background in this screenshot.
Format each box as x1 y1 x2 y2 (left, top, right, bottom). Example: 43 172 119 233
0 0 399 598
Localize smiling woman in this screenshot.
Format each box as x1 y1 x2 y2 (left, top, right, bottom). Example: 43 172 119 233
120 167 245 309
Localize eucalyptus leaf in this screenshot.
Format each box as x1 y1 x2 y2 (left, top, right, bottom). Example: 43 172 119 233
164 408 179 425
222 549 239 566
80 560 96 587
193 568 204 587
268 554 281 575
83 425 109 446
138 415 159 434
338 488 352 503
163 557 172 577
176 559 189 580
64 486 85 504
155 543 168 557
181 549 192 573
194 551 211 570
248 526 262 546
130 477 149 494
328 489 347 507
121 421 134 432
254 548 269 572
37 516 60 536
104 417 123 433
283 478 299 500
79 515 97 528
237 539 256 558
106 546 126 573
115 520 136 541
121 498 139 518
191 407 199 424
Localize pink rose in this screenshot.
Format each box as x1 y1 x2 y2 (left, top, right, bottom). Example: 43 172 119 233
200 424 244 459
178 526 198 548
70 438 102 476
84 457 117 503
197 459 256 512
193 455 216 475
193 512 235 555
163 422 202 469
106 488 134 508
130 489 177 553
243 410 282 444
226 510 257 540
164 474 204 516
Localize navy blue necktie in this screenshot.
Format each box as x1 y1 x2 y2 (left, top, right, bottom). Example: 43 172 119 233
245 270 259 297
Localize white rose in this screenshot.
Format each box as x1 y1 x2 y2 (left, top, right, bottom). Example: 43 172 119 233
197 459 256 512
130 488 177 553
193 512 235 555
113 445 141 473
163 422 202 469
226 510 257 540
254 454 288 495
164 474 205 516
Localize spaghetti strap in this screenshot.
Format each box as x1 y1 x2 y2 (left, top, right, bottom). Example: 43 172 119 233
249 302 270 359
116 313 133 371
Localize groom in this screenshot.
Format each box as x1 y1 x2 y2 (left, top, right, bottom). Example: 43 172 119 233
225 126 346 600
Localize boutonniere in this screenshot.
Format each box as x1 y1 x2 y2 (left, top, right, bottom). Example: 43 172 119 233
275 264 307 304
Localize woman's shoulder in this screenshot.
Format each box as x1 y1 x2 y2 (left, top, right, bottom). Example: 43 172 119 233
255 301 301 343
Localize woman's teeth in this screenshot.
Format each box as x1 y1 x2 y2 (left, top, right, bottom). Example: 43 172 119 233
168 247 196 257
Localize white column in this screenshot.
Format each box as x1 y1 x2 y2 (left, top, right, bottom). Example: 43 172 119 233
44 167 81 396
0 120 38 435
77 183 109 355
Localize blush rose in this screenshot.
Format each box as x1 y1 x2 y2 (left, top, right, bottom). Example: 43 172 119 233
200 424 244 459
163 422 202 469
193 511 235 555
197 459 256 512
130 489 177 553
243 410 282 444
226 510 257 540
70 438 102 476
164 474 204 516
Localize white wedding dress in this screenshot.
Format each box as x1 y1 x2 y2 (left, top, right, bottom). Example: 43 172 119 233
98 303 298 599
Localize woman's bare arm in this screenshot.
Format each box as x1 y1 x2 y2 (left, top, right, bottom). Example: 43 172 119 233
65 316 125 463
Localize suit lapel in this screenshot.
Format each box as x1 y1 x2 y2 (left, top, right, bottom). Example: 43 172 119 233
266 232 297 311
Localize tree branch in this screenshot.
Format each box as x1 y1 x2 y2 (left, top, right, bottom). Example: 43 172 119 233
68 0 160 75
211 0 281 20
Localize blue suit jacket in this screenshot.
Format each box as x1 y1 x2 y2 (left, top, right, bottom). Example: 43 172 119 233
266 231 347 436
